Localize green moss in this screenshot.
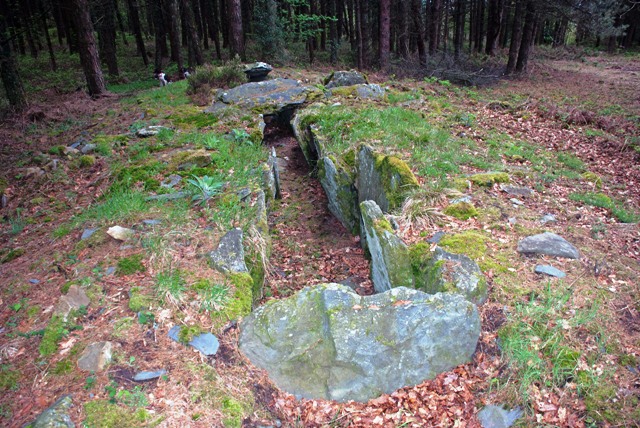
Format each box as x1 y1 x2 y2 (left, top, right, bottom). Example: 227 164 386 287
169 149 212 170
0 365 19 391
619 354 638 367
48 145 66 156
581 171 602 188
112 317 134 339
83 400 159 428
74 231 109 252
221 397 245 428
39 315 65 356
584 383 620 423
128 287 153 312
116 254 146 276
409 243 446 294
443 201 478 220
79 155 96 168
330 86 357 97
342 149 356 168
178 325 203 344
373 217 394 233
439 231 488 260
373 152 419 210
113 161 165 192
469 172 510 187
1 248 25 264
52 359 74 375
213 273 254 326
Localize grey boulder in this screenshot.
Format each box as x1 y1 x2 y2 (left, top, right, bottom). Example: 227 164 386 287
28 395 75 428
517 232 580 259
77 342 112 372
239 284 480 402
324 70 367 88
477 404 523 428
429 248 487 305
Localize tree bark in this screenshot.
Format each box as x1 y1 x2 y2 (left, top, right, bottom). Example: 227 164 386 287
226 0 244 58
97 0 120 76
454 0 465 59
411 0 426 65
505 0 524 75
515 0 535 73
166 0 183 69
485 0 503 55
38 0 57 70
398 0 410 59
379 0 390 69
0 13 26 109
428 0 441 54
68 0 107 96
181 0 203 66
126 0 149 66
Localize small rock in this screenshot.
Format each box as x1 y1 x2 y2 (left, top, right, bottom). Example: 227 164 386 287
500 185 533 197
136 126 170 138
510 198 524 206
106 225 135 241
29 279 40 284
25 167 45 177
508 217 517 225
324 70 367 89
237 187 251 201
534 265 566 278
427 231 446 244
168 326 219 356
1 194 7 208
477 404 523 428
142 219 162 226
209 228 248 274
540 213 557 224
105 267 116 276
80 228 97 240
450 195 472 204
28 394 75 428
145 192 187 201
133 369 167 381
63 146 79 155
517 232 580 259
54 285 90 320
77 341 113 372
80 144 96 154
160 174 182 189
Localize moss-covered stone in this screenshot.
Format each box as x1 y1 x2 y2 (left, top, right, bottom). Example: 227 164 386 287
443 201 479 220
318 156 360 235
128 287 153 312
169 149 212 170
178 325 203 344
469 172 510 187
1 248 25 264
213 272 254 326
116 254 146 276
409 243 446 294
79 155 96 168
439 231 488 260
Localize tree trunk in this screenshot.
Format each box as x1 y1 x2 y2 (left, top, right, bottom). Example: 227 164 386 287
454 0 465 59
209 0 221 58
38 0 57 70
152 0 165 72
21 1 39 58
514 0 535 73
126 0 149 66
0 14 26 109
68 0 107 96
329 0 339 64
113 0 129 45
398 0 409 59
226 0 244 58
505 0 524 75
181 0 203 66
97 0 120 76
428 0 441 54
166 0 183 69
379 0 390 69
473 0 484 52
485 0 503 55
411 0 426 65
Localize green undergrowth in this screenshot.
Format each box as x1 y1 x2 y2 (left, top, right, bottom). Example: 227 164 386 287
83 400 161 427
496 284 633 423
438 230 509 273
569 191 640 223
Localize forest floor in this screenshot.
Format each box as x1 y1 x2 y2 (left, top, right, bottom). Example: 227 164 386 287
0 50 639 427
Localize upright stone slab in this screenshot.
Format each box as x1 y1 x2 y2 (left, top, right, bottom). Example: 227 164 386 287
428 248 487 305
209 228 248 273
239 284 481 402
360 200 413 293
318 156 360 234
357 145 419 213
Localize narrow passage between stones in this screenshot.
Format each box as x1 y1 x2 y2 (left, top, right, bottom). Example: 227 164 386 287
262 121 373 298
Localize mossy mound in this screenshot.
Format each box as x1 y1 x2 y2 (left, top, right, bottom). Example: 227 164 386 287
469 172 510 187
83 400 159 427
439 231 488 260
128 287 154 312
443 201 479 220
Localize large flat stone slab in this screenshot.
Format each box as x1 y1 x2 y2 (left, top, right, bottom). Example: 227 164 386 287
239 284 480 402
